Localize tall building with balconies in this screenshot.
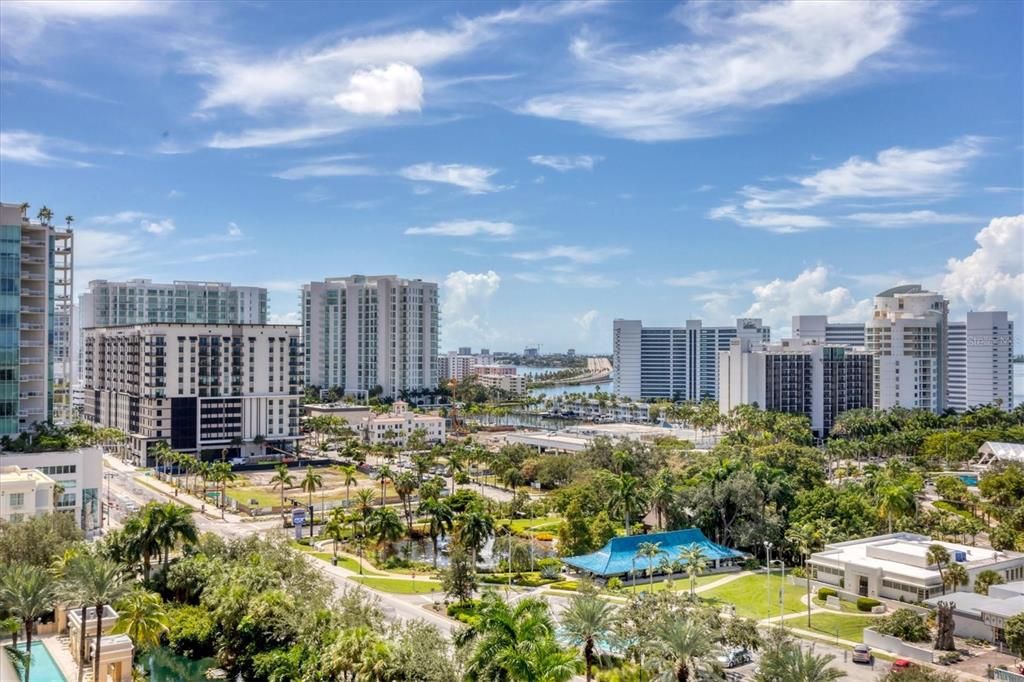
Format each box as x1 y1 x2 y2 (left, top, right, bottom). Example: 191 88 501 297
82 323 301 465
0 202 73 434
80 279 267 327
947 311 1014 412
866 285 949 413
302 275 439 398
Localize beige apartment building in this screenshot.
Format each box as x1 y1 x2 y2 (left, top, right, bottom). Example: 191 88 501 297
0 465 56 522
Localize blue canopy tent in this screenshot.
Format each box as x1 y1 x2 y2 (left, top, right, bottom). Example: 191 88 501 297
562 528 747 579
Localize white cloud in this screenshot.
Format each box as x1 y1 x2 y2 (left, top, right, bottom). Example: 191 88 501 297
182 222 244 244
73 228 151 290
510 244 629 264
166 189 183 199
207 125 349 149
940 215 1024 319
90 210 150 225
405 220 516 238
399 163 504 194
514 271 617 288
269 311 301 325
0 130 93 167
522 1 912 140
333 63 424 115
743 266 872 331
528 154 602 172
142 218 175 236
846 210 980 227
708 205 831 234
664 269 756 288
442 270 502 343
227 222 242 238
272 162 377 180
573 309 599 335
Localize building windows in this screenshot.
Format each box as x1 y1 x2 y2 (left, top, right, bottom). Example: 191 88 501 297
9 492 24 507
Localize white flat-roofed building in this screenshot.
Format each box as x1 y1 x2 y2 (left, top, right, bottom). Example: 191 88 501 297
0 446 103 530
80 279 267 327
476 373 528 396
0 465 55 522
924 581 1024 646
809 533 1024 603
613 318 770 402
82 324 302 465
303 275 439 398
361 401 445 446
792 315 866 347
947 311 1014 412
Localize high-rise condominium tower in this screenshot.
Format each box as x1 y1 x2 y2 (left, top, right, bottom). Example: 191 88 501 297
866 285 949 413
302 275 439 398
947 311 1014 411
80 279 267 327
0 202 73 434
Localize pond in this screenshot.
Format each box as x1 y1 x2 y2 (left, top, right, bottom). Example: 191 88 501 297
140 647 222 682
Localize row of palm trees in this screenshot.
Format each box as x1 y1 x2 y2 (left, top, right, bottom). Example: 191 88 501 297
150 442 237 513
632 542 710 595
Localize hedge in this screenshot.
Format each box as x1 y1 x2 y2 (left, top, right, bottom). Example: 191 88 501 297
549 580 579 591
817 587 838 601
856 597 882 612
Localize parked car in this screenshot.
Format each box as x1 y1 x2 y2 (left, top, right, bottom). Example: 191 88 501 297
229 457 247 466
891 659 914 671
852 644 873 664
716 647 753 669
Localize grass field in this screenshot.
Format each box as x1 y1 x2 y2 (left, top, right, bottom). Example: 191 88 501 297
618 572 734 594
352 577 443 594
497 516 564 534
802 613 879 642
290 541 385 575
701 573 807 620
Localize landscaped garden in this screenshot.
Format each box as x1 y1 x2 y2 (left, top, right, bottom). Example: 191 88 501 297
352 576 444 594
701 573 809 620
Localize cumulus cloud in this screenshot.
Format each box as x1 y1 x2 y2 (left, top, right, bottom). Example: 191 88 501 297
528 154 602 171
142 218 175 236
333 63 423 115
521 1 913 140
941 215 1024 318
573 309 599 336
399 163 504 194
742 266 872 331
442 270 502 343
510 245 629 264
405 220 516 238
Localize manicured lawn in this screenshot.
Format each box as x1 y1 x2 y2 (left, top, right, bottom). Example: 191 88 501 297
812 597 861 613
290 541 385 575
619 572 734 594
498 516 564 534
803 613 879 643
352 577 443 594
701 573 807 620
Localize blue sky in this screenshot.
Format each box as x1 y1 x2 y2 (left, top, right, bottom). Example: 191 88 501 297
1 0 1021 353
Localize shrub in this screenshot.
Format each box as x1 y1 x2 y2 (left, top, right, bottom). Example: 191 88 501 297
549 580 579 591
446 601 480 625
856 597 882 612
534 532 555 542
874 608 931 642
938 651 962 665
606 577 623 592
539 564 560 580
166 604 217 659
743 559 761 571
817 587 838 601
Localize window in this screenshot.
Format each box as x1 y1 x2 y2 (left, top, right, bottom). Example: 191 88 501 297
9 492 25 507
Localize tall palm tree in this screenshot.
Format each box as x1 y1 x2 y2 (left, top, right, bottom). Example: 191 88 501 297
419 497 454 569
64 215 74 230
649 470 676 531
112 589 169 652
336 464 358 509
678 544 708 598
365 507 404 562
377 464 394 506
80 558 131 682
301 466 324 538
323 512 347 561
209 462 236 518
944 563 969 593
652 618 716 682
269 464 295 527
560 592 618 682
154 503 198 565
609 473 647 536
927 544 950 595
355 488 376 537
0 564 54 682
394 471 419 546
457 505 495 567
54 549 97 682
123 510 161 581
876 481 915 533
36 205 53 226
637 542 662 589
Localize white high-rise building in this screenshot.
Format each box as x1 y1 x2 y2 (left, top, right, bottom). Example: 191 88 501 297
613 318 770 401
792 315 866 347
82 323 302 464
302 275 439 398
866 285 949 413
80 279 267 328
718 337 873 436
1 202 73 434
947 311 1014 412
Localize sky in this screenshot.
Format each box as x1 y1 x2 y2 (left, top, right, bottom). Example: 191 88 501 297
0 0 1022 354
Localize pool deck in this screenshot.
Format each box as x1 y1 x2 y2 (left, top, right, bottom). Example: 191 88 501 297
42 633 79 681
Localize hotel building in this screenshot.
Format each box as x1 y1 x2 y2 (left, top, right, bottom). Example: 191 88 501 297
613 318 770 401
302 275 439 398
946 311 1014 412
82 324 301 464
792 315 866 347
0 447 103 531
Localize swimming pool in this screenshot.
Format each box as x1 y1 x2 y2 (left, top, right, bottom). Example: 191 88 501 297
959 474 979 487
12 641 69 682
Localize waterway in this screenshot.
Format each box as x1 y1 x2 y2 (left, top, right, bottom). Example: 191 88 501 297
141 647 220 682
1015 362 1023 407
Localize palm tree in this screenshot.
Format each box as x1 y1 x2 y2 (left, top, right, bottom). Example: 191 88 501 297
678 544 708 598
560 592 618 682
365 507 404 562
394 471 419 546
208 462 235 517
927 544 951 594
337 464 358 509
876 481 915 533
323 512 347 561
64 215 74 230
649 470 676 530
0 564 54 682
754 644 843 682
355 488 376 536
944 563 969 593
123 510 160 581
54 550 97 682
652 618 716 682
300 466 324 538
457 505 495 567
36 205 53 226
269 464 295 527
81 558 131 682
609 473 647 536
377 464 394 506
637 542 662 589
112 589 169 652
155 503 198 565
419 497 454 569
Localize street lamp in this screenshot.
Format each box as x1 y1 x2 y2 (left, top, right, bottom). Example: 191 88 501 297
768 559 786 631
763 541 773 621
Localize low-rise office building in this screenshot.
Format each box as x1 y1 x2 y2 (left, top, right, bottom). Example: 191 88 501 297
361 401 445 446
924 581 1024 647
0 465 56 522
809 533 1024 602
476 373 528 396
82 324 302 464
0 446 103 530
